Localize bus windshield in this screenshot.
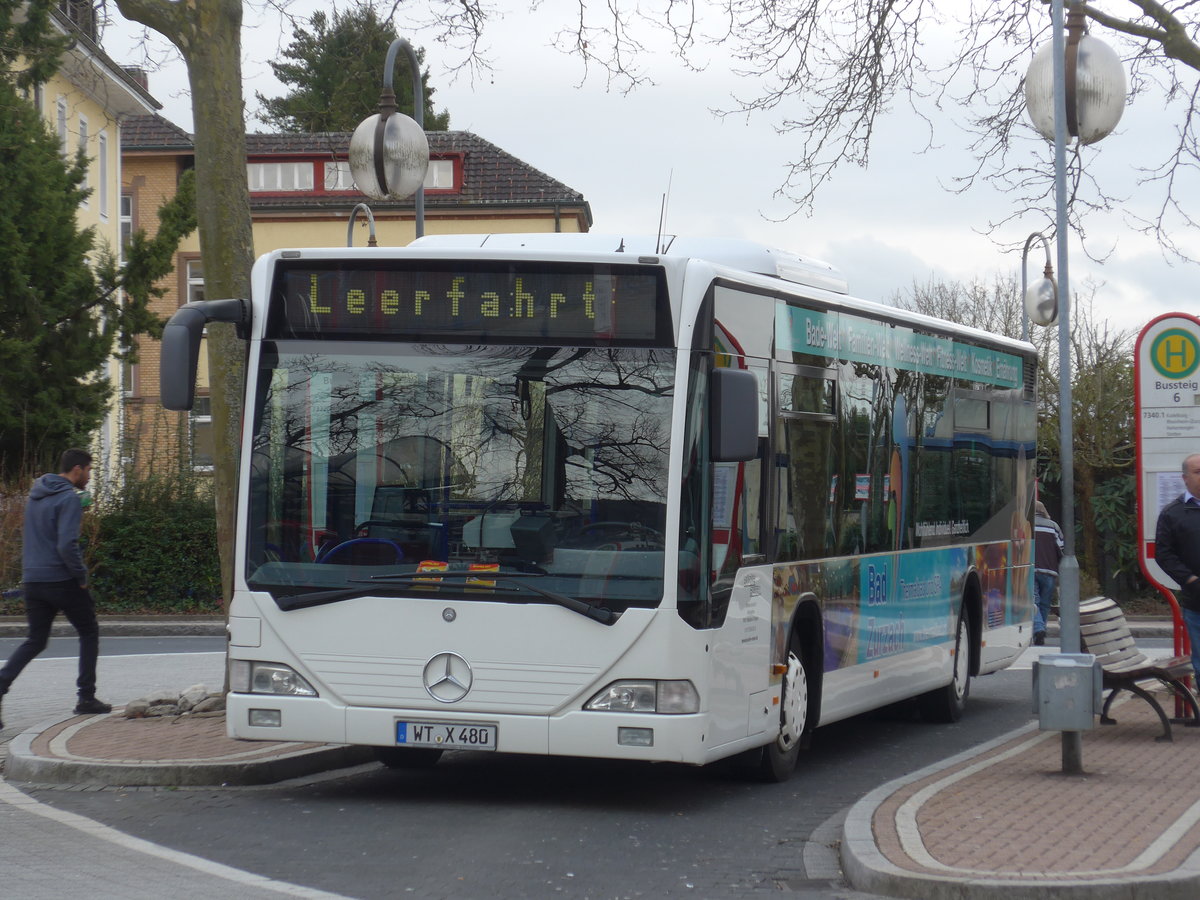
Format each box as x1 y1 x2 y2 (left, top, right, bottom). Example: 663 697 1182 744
245 342 675 615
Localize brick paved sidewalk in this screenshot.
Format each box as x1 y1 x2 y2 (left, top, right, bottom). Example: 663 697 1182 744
844 695 1200 900
35 712 317 764
5 709 373 787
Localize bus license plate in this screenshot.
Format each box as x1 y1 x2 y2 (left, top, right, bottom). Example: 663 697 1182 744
396 721 497 751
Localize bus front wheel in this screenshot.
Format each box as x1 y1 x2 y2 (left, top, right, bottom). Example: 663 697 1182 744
757 649 808 782
918 608 971 723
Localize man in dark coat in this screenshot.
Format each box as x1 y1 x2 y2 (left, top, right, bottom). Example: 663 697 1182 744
1155 453 1200 677
0 449 111 730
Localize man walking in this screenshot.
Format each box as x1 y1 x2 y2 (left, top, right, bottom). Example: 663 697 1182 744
1032 500 1064 646
0 449 111 729
1155 453 1200 677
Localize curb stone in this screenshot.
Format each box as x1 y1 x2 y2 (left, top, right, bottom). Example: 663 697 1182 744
3 714 375 787
0 618 226 638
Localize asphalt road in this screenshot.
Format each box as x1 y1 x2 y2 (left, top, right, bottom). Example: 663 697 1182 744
0 636 1121 899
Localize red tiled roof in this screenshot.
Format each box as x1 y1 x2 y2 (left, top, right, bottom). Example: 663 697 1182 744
121 118 587 210
121 114 192 150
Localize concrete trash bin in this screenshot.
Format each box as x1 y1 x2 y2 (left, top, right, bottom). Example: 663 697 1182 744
1032 653 1102 732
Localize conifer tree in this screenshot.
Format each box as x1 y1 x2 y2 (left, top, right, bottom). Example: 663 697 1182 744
257 3 450 133
0 0 196 476
0 78 108 474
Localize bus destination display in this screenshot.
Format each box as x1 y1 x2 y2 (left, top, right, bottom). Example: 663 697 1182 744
271 263 664 342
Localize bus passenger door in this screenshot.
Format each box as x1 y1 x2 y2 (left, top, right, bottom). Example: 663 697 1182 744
706 362 774 748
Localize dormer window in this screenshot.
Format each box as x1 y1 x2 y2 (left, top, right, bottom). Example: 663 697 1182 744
250 154 462 195
425 159 455 189
247 162 314 192
324 161 355 191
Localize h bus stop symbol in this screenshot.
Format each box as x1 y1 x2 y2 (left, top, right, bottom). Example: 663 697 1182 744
1150 329 1200 380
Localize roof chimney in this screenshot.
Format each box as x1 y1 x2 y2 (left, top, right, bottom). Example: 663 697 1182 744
122 66 149 90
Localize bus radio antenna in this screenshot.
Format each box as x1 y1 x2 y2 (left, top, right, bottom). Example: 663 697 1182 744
656 170 674 254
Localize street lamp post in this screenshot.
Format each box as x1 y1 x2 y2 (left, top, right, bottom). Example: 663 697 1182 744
1024 0 1126 774
348 38 430 238
347 203 378 247
1021 232 1058 342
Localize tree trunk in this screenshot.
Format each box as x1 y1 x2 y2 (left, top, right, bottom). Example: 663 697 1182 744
116 0 253 607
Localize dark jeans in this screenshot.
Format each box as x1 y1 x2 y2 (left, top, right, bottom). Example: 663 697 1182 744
1182 607 1200 685
1033 571 1058 635
0 580 99 698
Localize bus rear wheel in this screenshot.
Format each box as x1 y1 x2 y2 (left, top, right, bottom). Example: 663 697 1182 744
375 747 443 769
756 649 808 782
918 608 971 723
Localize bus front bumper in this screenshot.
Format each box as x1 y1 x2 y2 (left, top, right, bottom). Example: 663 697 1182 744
226 693 718 765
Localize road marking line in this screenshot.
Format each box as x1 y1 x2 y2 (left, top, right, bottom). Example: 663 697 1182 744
0 778 353 898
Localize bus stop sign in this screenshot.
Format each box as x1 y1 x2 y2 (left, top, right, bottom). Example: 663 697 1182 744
1136 312 1200 591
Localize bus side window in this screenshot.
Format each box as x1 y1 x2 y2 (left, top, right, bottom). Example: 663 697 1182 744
710 363 767 625
913 374 953 544
774 365 837 562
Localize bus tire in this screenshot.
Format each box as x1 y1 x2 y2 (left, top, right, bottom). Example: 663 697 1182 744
756 648 808 782
374 747 443 769
918 607 971 723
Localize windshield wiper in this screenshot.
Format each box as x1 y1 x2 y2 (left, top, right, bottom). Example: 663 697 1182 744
274 585 412 611
364 572 619 624
273 574 618 624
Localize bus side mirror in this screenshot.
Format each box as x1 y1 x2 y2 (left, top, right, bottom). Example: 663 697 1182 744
161 306 208 411
160 298 249 411
710 368 758 462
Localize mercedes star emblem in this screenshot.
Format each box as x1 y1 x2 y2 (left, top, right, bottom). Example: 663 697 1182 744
422 651 473 703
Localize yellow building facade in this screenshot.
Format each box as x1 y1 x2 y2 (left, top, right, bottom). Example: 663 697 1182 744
25 5 159 476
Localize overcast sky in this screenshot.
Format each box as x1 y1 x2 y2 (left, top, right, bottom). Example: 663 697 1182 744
102 3 1200 336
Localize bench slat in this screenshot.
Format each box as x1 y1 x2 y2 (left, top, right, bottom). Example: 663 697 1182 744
1085 636 1139 657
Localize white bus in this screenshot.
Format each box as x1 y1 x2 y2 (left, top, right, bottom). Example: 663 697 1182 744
162 234 1037 781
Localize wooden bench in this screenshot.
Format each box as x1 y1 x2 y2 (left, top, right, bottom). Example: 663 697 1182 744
1078 597 1200 741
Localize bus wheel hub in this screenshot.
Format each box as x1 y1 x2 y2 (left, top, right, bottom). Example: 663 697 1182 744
778 651 807 751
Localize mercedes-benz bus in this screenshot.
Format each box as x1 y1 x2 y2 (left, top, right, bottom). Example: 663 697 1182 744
161 233 1036 781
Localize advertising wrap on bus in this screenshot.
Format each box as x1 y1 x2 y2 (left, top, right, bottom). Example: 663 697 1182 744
779 306 1025 389
772 542 1031 674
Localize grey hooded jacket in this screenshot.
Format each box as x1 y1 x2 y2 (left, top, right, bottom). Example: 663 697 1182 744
22 474 87 585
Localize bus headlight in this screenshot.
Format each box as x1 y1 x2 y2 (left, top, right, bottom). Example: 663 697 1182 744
584 680 699 714
230 660 318 697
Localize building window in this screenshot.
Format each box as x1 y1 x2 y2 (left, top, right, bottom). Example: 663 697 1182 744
324 161 354 191
120 194 133 250
247 161 313 192
23 82 44 113
56 97 68 155
77 115 89 203
183 258 211 470
60 0 98 41
186 259 205 303
98 132 108 218
191 395 214 471
321 157 459 193
425 159 454 189
121 343 139 399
